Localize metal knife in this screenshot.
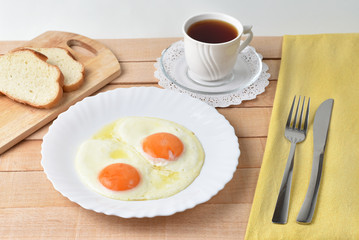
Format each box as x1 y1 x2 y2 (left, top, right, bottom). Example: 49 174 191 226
296 99 334 224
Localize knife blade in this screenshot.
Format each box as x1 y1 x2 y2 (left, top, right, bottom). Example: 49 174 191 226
296 99 334 224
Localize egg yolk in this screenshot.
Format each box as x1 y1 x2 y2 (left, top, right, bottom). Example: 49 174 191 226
142 132 184 161
98 163 140 191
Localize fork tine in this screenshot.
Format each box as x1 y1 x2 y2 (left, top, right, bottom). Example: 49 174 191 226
292 96 301 129
297 96 305 130
303 97 310 132
286 96 296 127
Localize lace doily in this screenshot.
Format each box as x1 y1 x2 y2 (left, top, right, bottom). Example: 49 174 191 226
154 41 270 107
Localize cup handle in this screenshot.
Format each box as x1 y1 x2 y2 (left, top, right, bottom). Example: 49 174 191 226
238 25 253 52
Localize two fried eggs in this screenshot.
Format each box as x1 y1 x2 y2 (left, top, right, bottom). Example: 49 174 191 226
75 116 205 200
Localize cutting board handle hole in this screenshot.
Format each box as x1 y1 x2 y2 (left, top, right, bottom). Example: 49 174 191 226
67 39 97 57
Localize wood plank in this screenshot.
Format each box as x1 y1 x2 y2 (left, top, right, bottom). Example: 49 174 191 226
0 171 75 208
264 59 280 80
26 124 51 140
99 38 180 62
238 137 266 168
0 140 42 171
251 36 283 59
0 168 259 208
97 82 277 109
112 62 159 84
218 107 272 138
208 168 259 204
0 204 251 240
0 37 283 61
100 81 277 109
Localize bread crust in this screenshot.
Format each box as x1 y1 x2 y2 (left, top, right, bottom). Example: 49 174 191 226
11 48 48 62
58 47 85 92
0 50 64 109
15 46 85 92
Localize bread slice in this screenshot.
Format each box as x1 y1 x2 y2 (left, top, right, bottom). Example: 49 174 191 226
0 49 64 108
23 47 85 92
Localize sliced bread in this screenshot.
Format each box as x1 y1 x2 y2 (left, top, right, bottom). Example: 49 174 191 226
0 49 64 108
22 47 85 92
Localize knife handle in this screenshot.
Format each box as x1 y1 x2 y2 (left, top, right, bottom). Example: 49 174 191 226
297 152 324 224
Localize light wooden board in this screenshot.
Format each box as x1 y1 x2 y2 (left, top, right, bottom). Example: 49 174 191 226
0 31 121 154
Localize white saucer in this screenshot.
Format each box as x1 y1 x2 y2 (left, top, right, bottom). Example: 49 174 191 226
155 41 270 107
159 41 263 95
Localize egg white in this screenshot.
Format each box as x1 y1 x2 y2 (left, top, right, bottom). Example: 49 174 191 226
75 116 205 200
113 117 204 169
75 139 151 200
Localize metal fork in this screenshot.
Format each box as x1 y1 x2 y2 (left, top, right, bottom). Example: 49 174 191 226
272 96 310 224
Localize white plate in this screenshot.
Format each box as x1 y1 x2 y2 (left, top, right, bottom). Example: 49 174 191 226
41 87 240 218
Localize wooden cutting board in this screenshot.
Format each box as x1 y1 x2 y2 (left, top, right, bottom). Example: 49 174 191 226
0 31 121 154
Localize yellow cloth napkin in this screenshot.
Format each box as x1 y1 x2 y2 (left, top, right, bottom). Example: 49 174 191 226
245 33 359 240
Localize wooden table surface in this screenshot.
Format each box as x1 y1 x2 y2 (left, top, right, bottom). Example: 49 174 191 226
0 37 282 240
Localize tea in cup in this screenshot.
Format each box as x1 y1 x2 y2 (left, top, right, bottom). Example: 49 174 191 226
183 13 253 84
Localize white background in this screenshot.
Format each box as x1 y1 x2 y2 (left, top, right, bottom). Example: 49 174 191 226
0 0 358 40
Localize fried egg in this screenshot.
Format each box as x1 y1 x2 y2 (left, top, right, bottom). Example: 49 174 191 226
75 116 205 200
75 139 152 200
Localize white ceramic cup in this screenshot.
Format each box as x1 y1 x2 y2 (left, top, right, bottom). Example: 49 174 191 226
183 13 253 83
